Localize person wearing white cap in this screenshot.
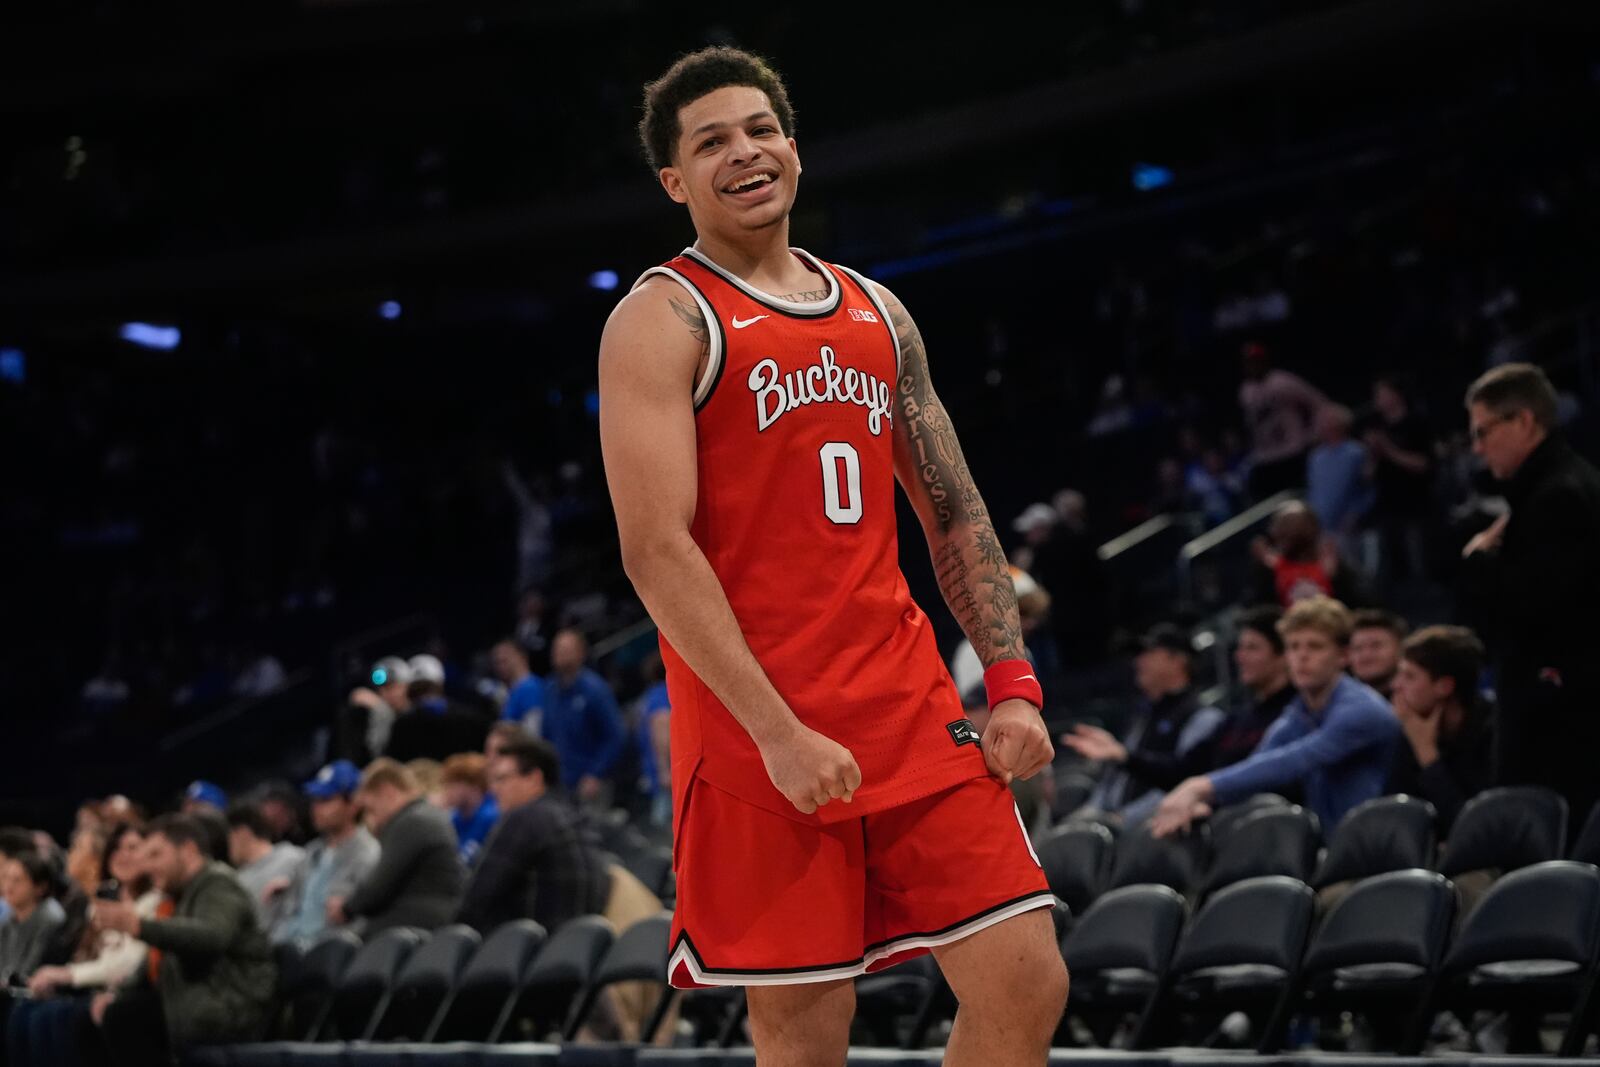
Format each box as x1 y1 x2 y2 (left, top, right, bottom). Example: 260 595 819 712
338 656 413 762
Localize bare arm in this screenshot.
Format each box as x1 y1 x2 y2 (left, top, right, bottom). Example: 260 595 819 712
875 282 1052 782
877 284 1025 667
598 281 860 813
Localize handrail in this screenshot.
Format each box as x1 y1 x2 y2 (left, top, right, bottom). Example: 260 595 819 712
1179 490 1299 562
592 616 658 660
157 668 317 753
1098 515 1176 562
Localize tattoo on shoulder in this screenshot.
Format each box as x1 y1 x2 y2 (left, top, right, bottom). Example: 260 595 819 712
668 296 710 353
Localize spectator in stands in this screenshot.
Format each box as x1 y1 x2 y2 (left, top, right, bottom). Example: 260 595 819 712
14 824 160 1067
1306 404 1371 554
1387 626 1494 833
65 820 106 900
224 803 303 927
1189 605 1298 772
332 759 464 935
1238 342 1328 498
1152 596 1400 837
268 761 379 949
1460 363 1600 830
386 655 490 762
485 721 523 761
513 589 552 672
635 654 673 828
1250 501 1369 608
180 781 225 817
336 656 414 764
543 629 627 806
0 852 65 984
1062 624 1226 821
1349 609 1408 700
492 637 546 733
89 815 276 1067
251 780 307 846
439 754 499 866
1364 376 1434 584
457 736 612 936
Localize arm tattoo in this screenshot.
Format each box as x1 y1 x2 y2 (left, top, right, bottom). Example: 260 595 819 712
668 296 710 354
888 292 1027 667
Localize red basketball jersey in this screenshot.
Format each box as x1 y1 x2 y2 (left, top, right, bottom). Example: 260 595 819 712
635 246 987 826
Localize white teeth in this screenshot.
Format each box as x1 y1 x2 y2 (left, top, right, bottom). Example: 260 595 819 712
726 173 773 193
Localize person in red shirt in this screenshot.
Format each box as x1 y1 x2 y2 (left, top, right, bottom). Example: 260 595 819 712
599 47 1064 1066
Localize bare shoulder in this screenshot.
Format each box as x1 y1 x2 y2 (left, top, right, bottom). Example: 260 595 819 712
599 275 706 375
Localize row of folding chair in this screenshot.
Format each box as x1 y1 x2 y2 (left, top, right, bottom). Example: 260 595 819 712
1043 786 1577 917
255 911 675 1055
1062 861 1600 1055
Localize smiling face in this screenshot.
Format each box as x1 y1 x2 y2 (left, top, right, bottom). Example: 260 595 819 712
659 85 800 242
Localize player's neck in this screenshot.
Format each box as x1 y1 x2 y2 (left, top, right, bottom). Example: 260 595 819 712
691 224 808 293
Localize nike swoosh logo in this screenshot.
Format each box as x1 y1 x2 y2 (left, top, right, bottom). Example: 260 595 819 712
731 314 769 329
1016 674 1037 682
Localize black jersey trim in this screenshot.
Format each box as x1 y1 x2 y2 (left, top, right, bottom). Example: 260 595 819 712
680 246 842 319
633 265 726 412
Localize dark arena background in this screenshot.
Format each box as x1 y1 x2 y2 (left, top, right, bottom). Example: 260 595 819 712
5 0 1600 1064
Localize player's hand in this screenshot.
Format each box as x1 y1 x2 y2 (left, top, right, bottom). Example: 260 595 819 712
1060 724 1126 764
760 723 862 815
983 699 1053 785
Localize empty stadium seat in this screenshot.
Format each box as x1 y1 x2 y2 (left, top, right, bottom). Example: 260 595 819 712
1057 883 1186 1047
278 929 361 1041
623 845 675 901
1106 822 1208 897
1036 821 1115 915
323 926 427 1041
1312 794 1437 889
1429 860 1600 1056
1146 875 1314 1051
1437 786 1568 879
510 915 614 1041
1200 805 1320 899
431 919 548 1043
856 954 939 1048
369 923 482 1042
1282 868 1454 1053
1207 793 1291 850
563 912 673 1041
1570 801 1600 867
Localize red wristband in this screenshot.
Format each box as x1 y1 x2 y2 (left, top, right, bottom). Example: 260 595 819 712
983 659 1043 711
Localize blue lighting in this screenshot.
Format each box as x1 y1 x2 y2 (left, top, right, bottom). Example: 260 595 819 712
119 322 181 351
1132 163 1174 192
588 270 620 292
585 389 600 417
379 300 402 320
0 348 23 384
547 387 564 407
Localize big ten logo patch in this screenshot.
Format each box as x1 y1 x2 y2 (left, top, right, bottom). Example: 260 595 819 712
847 308 880 323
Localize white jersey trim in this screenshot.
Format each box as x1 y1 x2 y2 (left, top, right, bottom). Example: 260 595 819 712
680 246 842 317
833 263 902 378
667 890 1058 988
632 265 724 409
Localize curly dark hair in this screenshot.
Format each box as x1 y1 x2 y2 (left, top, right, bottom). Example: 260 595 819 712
638 46 796 173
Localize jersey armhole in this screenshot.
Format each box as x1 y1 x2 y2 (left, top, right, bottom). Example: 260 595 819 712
631 266 727 411
833 264 902 379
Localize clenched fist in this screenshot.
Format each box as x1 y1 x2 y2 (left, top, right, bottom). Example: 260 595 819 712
983 699 1053 785
760 722 863 815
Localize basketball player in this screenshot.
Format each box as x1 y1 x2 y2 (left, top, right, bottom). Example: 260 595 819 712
599 48 1068 1065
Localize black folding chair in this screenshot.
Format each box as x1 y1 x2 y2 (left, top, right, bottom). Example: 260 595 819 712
430 919 548 1043
1201 805 1320 899
509 915 613 1041
1056 883 1187 1047
322 926 426 1041
278 929 361 1040
1437 786 1568 879
368 923 482 1041
563 912 673 1041
1106 822 1208 898
1283 868 1454 1053
1312 794 1437 889
1142 875 1314 1051
1428 860 1600 1056
1037 821 1115 916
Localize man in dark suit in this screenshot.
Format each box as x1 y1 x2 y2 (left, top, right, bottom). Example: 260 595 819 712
1460 363 1600 832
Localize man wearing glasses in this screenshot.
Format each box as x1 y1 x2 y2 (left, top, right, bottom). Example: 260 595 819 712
1461 362 1600 838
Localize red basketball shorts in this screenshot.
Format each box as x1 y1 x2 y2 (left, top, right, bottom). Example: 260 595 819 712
666 773 1055 988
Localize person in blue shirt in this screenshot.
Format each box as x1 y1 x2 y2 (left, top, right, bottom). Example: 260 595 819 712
544 629 627 806
1306 404 1373 554
1151 595 1399 837
440 754 500 866
635 657 673 827
492 638 546 734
